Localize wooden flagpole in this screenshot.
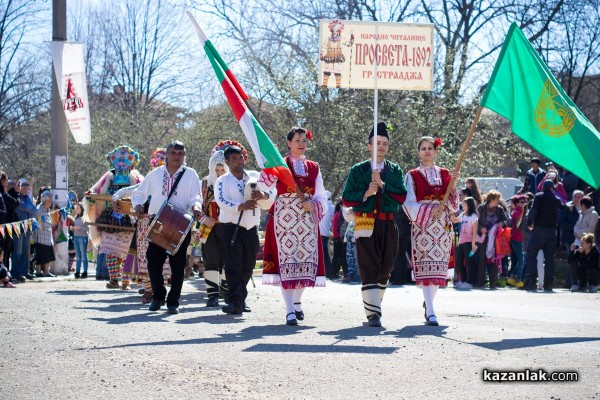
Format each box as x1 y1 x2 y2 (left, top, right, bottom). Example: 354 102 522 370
436 106 483 216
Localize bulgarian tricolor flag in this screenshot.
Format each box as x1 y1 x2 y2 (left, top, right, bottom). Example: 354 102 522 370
187 12 296 190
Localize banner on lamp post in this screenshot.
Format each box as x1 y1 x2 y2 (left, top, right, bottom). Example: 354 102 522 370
318 19 434 91
51 42 91 144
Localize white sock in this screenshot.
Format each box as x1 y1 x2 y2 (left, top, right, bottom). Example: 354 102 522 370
422 285 439 319
281 287 296 320
293 288 305 312
379 282 387 301
362 284 381 317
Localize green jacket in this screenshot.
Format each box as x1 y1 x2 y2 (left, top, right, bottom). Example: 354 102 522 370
342 160 407 213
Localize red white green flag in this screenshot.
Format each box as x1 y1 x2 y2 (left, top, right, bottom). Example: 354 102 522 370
187 12 296 190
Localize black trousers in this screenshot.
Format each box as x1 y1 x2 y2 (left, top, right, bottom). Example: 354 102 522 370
330 239 348 278
202 225 224 298
356 219 398 285
454 242 474 284
147 232 191 308
221 223 259 309
525 227 557 287
390 235 411 284
321 236 332 276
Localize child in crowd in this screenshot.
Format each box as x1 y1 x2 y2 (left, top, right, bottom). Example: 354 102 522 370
507 195 527 288
69 203 89 279
451 197 478 289
0 249 15 288
342 207 360 283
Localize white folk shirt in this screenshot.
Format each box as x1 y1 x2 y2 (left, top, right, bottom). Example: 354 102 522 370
131 165 202 215
215 170 275 230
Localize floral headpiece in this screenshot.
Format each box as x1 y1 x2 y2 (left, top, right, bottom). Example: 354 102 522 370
328 20 344 34
106 145 139 169
212 140 249 162
434 137 442 147
150 148 167 168
306 129 314 140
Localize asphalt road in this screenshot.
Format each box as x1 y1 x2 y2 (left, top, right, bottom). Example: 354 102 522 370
1 273 599 400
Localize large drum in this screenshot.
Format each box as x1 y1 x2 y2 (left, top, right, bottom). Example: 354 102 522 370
144 201 194 255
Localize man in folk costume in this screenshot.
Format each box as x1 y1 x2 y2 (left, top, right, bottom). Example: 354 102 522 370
198 141 241 307
342 122 407 327
85 145 143 290
132 141 202 314
216 146 276 315
113 148 170 303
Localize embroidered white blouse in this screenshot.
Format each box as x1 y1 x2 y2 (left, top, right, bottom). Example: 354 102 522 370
131 165 202 215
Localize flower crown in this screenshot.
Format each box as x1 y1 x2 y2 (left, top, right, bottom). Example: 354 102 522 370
212 140 249 162
434 137 442 147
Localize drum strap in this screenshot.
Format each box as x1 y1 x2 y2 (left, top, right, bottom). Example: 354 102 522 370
167 167 186 202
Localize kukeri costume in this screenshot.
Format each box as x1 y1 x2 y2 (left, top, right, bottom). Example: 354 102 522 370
84 146 142 290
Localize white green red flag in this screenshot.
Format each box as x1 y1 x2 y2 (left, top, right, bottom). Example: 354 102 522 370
187 12 296 190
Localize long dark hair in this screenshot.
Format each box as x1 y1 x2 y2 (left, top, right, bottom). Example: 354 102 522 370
465 177 483 205
463 197 477 217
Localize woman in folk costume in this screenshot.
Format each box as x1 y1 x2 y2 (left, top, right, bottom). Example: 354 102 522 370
403 137 459 326
259 127 327 326
114 148 170 302
85 145 143 290
198 142 239 307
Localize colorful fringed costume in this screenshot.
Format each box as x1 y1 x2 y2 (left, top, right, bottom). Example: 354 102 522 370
84 146 143 289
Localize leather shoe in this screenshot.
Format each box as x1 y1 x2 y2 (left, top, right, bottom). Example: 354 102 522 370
294 302 303 320
242 302 251 313
222 304 242 315
367 314 382 327
167 306 179 314
286 312 298 326
206 297 219 307
148 299 166 311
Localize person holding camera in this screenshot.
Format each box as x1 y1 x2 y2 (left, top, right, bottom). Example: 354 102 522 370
537 166 567 204
568 233 599 293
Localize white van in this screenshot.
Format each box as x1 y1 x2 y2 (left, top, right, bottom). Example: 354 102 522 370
468 177 524 201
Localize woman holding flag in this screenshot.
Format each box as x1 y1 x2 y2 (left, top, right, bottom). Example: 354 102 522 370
259 127 327 326
403 137 459 326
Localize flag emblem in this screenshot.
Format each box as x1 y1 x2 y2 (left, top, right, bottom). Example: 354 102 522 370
534 79 576 138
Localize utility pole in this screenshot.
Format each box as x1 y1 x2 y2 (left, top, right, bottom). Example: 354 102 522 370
51 0 68 206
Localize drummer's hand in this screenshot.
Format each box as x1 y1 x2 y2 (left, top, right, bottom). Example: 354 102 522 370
238 200 257 212
112 200 123 214
302 201 312 212
204 216 216 227
192 208 202 221
133 205 144 218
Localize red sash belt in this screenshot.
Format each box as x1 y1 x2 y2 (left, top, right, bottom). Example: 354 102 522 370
356 211 395 221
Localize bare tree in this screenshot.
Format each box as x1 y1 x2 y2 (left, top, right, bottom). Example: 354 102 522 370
90 0 191 112
0 0 50 144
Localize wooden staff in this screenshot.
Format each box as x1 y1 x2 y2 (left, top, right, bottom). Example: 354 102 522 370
436 106 483 217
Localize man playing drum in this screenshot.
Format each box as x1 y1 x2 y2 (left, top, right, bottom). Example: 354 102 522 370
132 141 202 314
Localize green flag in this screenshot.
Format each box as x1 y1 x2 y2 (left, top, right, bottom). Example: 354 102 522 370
481 23 600 189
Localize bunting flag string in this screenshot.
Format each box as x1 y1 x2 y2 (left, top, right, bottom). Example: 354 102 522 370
0 208 68 238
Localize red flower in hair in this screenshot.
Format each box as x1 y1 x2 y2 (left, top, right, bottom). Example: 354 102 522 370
434 137 442 147
306 129 313 140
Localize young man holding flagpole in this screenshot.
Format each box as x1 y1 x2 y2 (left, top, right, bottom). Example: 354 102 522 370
342 123 407 327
